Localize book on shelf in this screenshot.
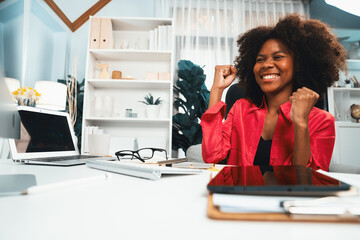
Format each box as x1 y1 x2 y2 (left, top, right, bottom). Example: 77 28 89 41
148 25 172 51
149 30 155 51
89 18 101 49
158 25 163 51
167 25 172 50
154 28 158 51
99 18 114 49
163 25 168 50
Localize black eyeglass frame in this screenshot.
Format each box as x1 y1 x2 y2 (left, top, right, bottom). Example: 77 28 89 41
115 147 168 162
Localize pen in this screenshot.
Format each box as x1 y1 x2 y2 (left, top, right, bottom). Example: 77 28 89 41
21 174 110 195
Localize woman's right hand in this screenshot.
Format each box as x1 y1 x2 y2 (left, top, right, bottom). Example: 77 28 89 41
212 65 237 91
208 65 237 109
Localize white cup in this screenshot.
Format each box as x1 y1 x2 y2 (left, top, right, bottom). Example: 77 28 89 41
121 40 129 49
88 134 110 156
94 96 103 117
112 98 121 117
102 96 113 117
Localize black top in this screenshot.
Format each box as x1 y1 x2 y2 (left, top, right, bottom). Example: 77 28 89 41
253 137 272 166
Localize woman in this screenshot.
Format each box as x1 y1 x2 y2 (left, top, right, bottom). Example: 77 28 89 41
201 14 347 171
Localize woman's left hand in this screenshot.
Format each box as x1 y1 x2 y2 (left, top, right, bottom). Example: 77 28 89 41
289 87 319 127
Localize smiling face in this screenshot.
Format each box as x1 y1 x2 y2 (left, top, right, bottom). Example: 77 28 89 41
253 39 294 98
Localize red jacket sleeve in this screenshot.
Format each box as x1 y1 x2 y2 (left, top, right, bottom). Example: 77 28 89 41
201 101 233 163
284 110 335 171
306 112 335 171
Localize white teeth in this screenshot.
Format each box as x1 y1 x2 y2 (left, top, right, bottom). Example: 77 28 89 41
262 74 278 79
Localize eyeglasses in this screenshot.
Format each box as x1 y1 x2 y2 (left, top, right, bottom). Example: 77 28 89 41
115 148 168 162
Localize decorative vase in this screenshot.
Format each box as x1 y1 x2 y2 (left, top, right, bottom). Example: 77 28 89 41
145 105 160 119
351 104 360 123
17 98 37 107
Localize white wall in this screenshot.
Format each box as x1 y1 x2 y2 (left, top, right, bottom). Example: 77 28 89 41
3 16 23 81
25 14 55 87
0 0 68 86
0 0 24 81
66 0 156 82
23 0 69 87
25 13 68 87
0 23 3 69
0 0 157 86
51 32 68 82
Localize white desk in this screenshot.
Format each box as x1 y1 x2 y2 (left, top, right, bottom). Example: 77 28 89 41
0 159 360 240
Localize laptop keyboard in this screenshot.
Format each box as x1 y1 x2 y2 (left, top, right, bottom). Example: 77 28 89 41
23 155 100 162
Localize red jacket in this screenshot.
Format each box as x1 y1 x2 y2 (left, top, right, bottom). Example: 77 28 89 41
201 99 335 171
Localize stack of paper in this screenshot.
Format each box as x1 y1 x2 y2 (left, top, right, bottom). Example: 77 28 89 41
213 194 315 213
213 193 360 217
283 196 360 216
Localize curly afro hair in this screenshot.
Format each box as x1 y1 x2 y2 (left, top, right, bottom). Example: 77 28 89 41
234 14 348 107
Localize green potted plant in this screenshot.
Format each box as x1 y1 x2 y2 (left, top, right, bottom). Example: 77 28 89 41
172 60 210 153
139 93 163 118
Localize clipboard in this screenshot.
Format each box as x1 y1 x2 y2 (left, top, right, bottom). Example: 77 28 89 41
207 193 360 223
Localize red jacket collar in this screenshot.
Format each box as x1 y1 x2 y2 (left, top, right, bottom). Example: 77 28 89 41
279 100 292 121
255 95 292 121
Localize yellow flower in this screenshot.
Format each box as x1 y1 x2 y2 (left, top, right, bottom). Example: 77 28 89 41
35 92 41 97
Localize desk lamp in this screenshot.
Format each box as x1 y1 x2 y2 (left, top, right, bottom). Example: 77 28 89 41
0 66 37 196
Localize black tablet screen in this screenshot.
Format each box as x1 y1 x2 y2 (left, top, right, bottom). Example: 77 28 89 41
207 166 351 196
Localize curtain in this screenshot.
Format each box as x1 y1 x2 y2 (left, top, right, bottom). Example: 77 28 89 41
156 0 310 96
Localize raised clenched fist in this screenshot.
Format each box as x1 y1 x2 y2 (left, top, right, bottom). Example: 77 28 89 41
289 87 319 126
212 65 237 90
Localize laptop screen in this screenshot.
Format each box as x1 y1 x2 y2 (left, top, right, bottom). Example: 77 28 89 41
14 110 75 153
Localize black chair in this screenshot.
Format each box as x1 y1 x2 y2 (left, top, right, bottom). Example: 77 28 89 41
315 92 327 111
225 84 245 119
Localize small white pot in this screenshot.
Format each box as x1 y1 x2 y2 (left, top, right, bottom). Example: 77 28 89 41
345 83 352 88
145 105 160 119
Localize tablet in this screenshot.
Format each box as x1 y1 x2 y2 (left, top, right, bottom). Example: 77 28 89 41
207 166 356 197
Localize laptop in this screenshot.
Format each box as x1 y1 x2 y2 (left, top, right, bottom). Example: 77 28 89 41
9 106 115 166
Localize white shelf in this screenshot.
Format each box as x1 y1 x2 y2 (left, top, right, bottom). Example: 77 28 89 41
82 17 174 155
347 59 360 63
332 87 360 95
335 121 360 127
110 17 172 31
347 59 360 69
87 79 171 89
84 117 170 125
328 59 360 166
89 49 171 61
332 87 360 90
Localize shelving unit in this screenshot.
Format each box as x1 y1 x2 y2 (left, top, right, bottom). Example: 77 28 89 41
87 79 171 89
89 49 172 61
327 59 360 166
84 116 171 123
81 17 174 156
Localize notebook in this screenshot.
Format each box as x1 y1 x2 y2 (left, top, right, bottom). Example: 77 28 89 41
9 106 115 166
